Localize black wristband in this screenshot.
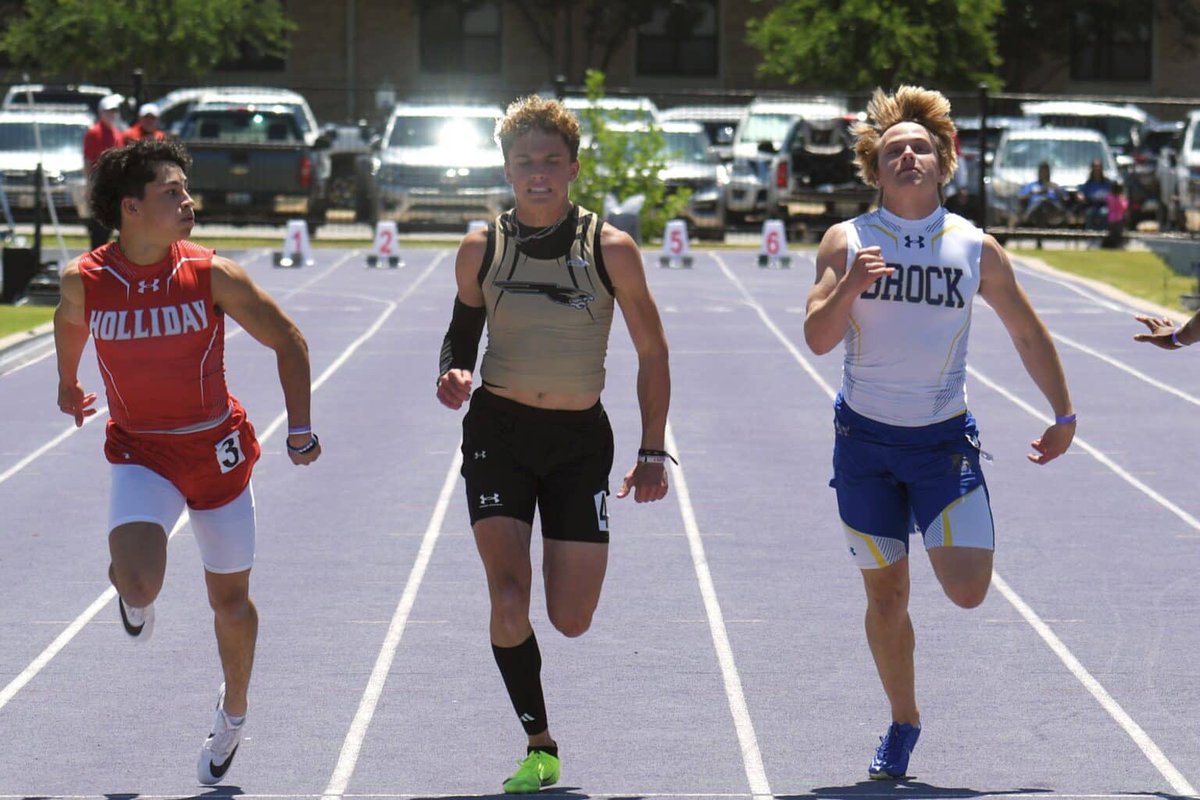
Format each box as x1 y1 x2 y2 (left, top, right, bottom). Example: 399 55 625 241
637 448 678 465
287 433 319 455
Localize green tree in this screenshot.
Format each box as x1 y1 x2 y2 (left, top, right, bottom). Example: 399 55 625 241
1 0 295 83
571 70 690 243
746 0 1003 91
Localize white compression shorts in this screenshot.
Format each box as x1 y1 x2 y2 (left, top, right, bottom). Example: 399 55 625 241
108 463 256 574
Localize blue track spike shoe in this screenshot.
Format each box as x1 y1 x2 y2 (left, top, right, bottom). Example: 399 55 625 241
118 597 154 642
198 683 245 785
869 721 920 780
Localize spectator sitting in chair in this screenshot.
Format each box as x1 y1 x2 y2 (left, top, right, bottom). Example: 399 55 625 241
1078 159 1113 230
1017 161 1069 228
1102 181 1129 249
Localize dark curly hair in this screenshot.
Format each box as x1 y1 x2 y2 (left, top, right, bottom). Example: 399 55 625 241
89 138 192 230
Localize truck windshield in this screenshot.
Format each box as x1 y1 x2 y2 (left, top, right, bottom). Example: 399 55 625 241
183 111 302 143
388 116 495 149
0 120 87 152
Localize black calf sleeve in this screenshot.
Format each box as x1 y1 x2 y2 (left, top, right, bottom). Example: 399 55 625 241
492 632 549 736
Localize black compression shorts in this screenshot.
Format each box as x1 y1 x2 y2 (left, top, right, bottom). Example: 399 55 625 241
460 386 613 543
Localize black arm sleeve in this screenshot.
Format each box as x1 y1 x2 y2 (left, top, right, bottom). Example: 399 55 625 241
439 297 486 376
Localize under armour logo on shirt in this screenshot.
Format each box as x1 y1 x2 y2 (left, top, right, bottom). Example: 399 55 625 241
137 278 161 293
903 235 926 249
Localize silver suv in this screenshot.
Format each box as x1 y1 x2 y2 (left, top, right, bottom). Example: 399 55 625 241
374 104 511 227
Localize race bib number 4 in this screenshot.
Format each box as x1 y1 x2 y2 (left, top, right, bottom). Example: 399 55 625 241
215 430 246 474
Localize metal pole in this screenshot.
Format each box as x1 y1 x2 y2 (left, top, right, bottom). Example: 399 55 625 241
132 68 144 111
977 82 989 229
346 0 357 120
32 163 42 256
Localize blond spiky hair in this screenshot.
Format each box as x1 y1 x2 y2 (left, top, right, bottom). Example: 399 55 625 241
852 85 958 188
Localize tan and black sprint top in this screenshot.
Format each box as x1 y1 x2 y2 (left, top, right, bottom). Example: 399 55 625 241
478 204 615 395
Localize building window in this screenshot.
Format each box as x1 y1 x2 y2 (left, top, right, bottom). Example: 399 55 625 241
637 0 718 77
1070 8 1151 81
420 1 501 75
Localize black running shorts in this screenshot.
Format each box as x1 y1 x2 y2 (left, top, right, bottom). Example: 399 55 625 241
460 387 613 543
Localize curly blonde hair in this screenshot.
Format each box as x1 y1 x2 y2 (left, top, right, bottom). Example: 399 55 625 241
852 85 958 188
495 95 582 162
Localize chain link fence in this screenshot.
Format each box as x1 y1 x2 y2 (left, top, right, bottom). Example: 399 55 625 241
2 77 1200 248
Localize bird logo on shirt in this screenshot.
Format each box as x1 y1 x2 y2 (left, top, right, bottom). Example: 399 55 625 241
493 280 595 311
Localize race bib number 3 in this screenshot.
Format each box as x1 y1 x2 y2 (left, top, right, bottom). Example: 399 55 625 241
215 430 246 474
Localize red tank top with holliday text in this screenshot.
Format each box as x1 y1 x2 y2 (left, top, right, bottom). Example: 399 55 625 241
79 240 230 431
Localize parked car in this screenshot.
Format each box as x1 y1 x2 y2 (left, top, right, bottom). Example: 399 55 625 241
2 83 114 115
947 115 1036 219
0 109 92 222
155 86 323 140
373 103 511 228
325 121 377 222
724 97 848 226
1019 100 1147 162
178 106 334 230
189 88 322 141
987 127 1119 227
1159 109 1200 231
659 104 746 162
1154 119 1192 230
604 120 727 240
768 112 872 235
562 95 659 142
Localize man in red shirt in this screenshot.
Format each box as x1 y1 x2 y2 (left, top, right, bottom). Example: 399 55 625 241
83 94 125 249
54 138 321 785
123 102 166 142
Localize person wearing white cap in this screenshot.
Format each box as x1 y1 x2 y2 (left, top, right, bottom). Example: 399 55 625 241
84 94 125 249
125 102 165 142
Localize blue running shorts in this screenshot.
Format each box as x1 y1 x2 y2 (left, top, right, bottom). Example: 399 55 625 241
830 394 994 569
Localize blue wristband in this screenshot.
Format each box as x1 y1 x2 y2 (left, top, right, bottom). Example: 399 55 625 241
1172 329 1188 347
1055 414 1076 426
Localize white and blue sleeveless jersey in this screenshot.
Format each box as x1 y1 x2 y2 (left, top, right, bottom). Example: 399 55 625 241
840 206 984 426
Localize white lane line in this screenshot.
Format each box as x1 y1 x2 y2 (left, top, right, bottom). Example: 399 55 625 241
711 252 1197 796
0 249 363 490
991 573 1196 795
965 366 1200 534
1050 330 1200 408
1011 262 1139 315
0 252 448 715
0 512 186 711
321 448 462 800
665 421 772 799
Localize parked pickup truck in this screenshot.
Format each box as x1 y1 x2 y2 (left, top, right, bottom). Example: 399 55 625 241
769 114 874 237
179 107 333 230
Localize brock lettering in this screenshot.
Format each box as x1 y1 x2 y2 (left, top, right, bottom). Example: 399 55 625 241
859 263 965 308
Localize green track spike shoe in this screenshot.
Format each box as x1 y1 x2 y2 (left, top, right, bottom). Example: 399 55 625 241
502 750 560 794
